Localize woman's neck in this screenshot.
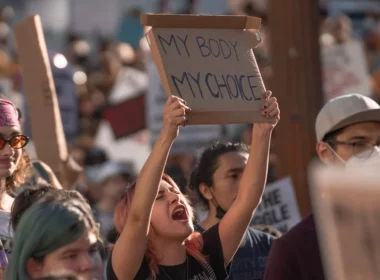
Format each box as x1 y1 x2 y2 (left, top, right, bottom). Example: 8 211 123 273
153 237 187 266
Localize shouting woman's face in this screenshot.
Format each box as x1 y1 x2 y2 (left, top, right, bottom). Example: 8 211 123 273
150 181 194 241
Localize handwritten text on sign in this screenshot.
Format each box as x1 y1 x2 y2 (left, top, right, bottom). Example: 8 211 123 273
322 41 371 102
252 177 301 233
150 28 265 112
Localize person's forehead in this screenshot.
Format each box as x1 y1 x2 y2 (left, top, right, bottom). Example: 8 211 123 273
55 230 97 254
0 125 21 136
338 122 380 139
216 152 248 171
160 180 178 191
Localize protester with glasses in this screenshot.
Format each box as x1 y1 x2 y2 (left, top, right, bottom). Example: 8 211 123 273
0 98 30 268
264 93 380 280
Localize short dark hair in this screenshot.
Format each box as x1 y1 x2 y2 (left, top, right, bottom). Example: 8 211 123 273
322 126 346 150
188 142 250 209
11 183 54 231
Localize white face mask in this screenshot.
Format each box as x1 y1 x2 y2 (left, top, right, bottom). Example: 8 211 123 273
345 147 380 169
328 145 380 169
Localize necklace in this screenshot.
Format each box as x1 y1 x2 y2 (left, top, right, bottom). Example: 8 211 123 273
159 256 189 280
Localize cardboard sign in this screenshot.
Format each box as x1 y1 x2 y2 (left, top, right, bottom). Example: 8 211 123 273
252 177 301 233
142 14 268 125
22 54 79 143
311 166 380 280
14 15 68 174
322 41 371 102
146 59 221 154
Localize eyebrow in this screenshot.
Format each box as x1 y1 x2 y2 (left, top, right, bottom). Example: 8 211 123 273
60 248 81 255
226 167 245 174
347 136 370 141
169 186 180 193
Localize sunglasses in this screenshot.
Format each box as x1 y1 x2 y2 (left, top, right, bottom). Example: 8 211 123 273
0 135 29 150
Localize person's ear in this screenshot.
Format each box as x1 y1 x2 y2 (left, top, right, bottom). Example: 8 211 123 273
27 258 43 278
316 141 336 164
199 183 213 201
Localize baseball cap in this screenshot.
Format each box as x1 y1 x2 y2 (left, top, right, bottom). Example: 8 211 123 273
315 94 380 142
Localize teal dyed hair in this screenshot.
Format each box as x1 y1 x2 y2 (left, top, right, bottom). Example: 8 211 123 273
7 199 99 280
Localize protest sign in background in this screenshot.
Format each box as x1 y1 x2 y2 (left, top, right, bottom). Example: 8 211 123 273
14 15 68 174
142 14 269 125
322 40 371 102
95 66 151 172
252 177 301 233
102 66 147 139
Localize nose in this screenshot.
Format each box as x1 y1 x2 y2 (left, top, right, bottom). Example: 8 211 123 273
1 143 14 157
168 192 180 204
78 254 96 273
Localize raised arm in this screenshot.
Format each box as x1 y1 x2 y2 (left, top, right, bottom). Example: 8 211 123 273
219 91 280 266
112 96 190 279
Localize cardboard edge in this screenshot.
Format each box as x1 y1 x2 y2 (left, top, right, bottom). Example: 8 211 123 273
141 13 261 30
246 30 263 48
146 30 172 97
14 14 38 34
245 16 261 30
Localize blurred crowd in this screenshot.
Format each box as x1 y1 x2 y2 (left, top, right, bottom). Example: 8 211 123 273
0 1 376 246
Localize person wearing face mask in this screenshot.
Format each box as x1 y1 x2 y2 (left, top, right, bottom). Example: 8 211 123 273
264 93 380 280
188 142 275 280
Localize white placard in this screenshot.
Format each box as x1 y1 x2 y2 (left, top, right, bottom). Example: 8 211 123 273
95 66 150 171
109 67 148 104
322 40 371 102
252 177 301 233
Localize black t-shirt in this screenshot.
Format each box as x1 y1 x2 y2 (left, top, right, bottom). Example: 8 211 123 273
107 223 228 280
195 224 274 280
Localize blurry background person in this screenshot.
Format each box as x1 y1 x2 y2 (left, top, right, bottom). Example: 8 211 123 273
92 160 135 241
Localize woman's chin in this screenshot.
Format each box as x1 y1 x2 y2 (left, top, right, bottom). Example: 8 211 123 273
0 167 13 178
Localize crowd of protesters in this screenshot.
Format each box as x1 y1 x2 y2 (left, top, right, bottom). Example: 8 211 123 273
0 1 375 279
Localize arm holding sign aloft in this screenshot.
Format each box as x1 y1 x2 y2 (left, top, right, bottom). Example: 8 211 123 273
219 90 280 266
112 96 190 280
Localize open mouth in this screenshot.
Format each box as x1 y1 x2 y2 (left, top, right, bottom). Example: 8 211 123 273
171 205 189 222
